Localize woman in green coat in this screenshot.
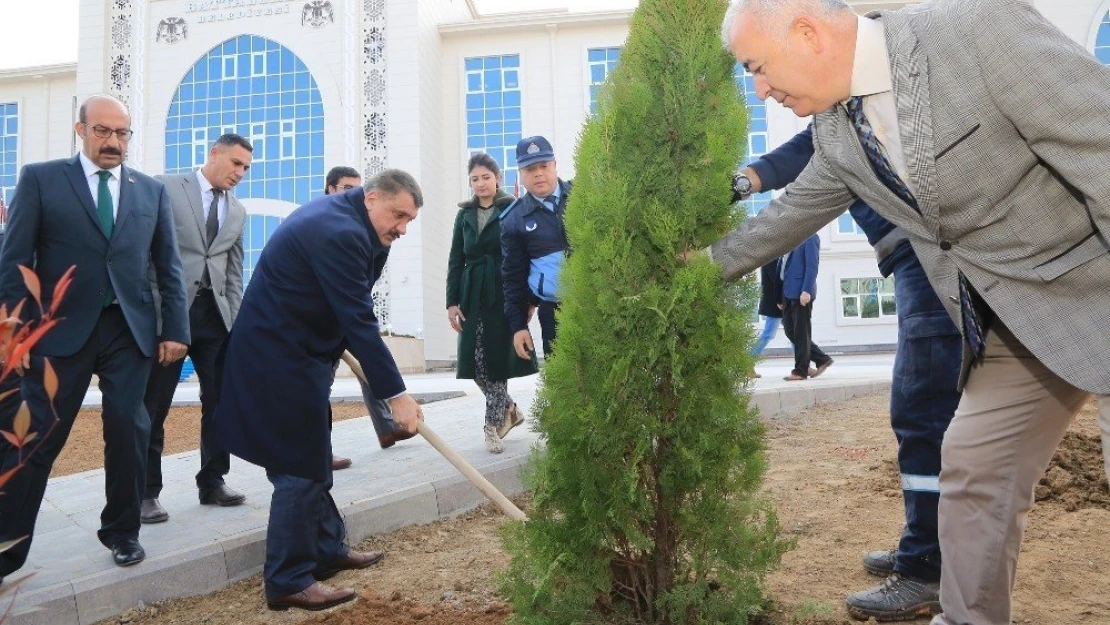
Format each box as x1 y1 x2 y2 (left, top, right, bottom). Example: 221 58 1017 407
447 153 538 453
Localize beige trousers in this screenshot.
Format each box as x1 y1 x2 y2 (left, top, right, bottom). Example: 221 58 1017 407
930 322 1110 625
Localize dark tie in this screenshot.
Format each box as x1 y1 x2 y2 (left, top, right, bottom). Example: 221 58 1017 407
845 96 987 359
206 189 221 246
201 189 221 288
543 195 557 211
96 171 116 306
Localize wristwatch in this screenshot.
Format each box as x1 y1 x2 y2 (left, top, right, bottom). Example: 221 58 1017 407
731 173 754 202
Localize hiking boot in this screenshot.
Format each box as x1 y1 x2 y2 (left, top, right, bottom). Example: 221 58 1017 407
845 572 941 622
863 548 897 577
484 425 504 454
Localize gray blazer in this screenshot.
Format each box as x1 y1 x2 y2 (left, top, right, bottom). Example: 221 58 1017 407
152 172 246 332
710 0 1110 394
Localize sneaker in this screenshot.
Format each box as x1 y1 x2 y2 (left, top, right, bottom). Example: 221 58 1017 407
845 572 941 622
497 402 525 439
863 549 897 577
483 425 504 454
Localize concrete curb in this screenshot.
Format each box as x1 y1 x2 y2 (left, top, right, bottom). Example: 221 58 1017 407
4 378 888 625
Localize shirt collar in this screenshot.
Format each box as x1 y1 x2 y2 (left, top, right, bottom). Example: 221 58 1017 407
78 151 122 181
530 181 561 207
195 168 217 197
848 15 893 99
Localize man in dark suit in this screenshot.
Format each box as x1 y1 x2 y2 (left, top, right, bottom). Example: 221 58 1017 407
0 95 189 579
323 167 415 470
139 134 252 525
779 234 831 381
214 169 423 611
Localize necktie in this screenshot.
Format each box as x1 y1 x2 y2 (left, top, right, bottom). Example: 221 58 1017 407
97 171 116 307
201 189 221 288
206 189 221 246
845 96 987 359
543 195 557 212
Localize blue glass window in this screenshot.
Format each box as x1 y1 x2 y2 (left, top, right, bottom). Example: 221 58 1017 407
165 35 324 283
734 65 772 216
0 102 18 208
587 47 621 114
463 54 522 194
1097 11 1110 65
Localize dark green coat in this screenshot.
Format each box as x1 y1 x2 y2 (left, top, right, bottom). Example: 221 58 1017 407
447 191 538 381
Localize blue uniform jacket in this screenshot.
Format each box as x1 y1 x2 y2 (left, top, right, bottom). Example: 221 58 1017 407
214 187 404 481
747 125 912 278
499 179 571 332
782 234 820 300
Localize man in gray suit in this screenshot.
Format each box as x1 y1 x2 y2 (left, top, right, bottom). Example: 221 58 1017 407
140 134 251 524
0 95 188 577
713 1 1110 623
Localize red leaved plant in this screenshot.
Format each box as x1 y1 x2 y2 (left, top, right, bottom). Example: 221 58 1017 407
0 264 73 622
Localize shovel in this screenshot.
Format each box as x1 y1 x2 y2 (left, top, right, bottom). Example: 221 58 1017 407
340 351 527 521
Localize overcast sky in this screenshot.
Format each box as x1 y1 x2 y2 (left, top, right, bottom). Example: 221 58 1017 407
0 0 637 71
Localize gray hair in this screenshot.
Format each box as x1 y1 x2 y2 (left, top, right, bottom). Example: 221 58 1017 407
364 168 424 208
720 0 852 50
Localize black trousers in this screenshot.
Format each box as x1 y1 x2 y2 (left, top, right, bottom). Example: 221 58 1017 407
537 301 559 358
781 298 831 378
0 306 152 576
143 290 230 497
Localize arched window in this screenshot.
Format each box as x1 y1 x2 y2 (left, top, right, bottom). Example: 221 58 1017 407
1096 10 1110 65
165 35 325 282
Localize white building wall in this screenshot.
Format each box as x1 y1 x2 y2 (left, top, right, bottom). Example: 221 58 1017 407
0 69 78 166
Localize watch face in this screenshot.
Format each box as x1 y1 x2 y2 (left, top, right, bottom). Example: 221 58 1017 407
734 175 752 195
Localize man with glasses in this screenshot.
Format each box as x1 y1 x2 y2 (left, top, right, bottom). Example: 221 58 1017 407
0 94 189 579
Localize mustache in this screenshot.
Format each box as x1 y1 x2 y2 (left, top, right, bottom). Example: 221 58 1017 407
99 147 123 156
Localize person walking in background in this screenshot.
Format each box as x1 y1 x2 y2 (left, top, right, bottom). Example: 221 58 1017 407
324 167 414 466
748 257 784 378
140 134 252 525
0 95 189 578
447 154 537 454
780 234 833 381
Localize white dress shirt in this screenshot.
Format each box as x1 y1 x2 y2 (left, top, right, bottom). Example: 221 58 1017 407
195 169 226 229
78 151 121 218
845 15 913 194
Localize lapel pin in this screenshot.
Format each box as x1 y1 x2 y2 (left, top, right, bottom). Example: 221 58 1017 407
128 176 136 184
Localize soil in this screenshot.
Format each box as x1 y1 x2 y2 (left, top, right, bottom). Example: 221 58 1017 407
50 401 372 478
86 394 1109 625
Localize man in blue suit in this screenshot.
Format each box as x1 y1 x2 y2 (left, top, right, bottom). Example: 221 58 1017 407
734 124 961 620
0 95 189 579
779 234 833 381
215 169 424 612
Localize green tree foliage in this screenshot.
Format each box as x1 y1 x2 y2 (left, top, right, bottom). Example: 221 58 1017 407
500 1 787 623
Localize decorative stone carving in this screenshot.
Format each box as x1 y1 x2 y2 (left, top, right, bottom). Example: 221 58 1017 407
362 0 390 326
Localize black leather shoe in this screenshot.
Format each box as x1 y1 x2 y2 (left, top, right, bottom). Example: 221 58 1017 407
111 538 146 567
199 484 246 507
378 429 417 449
140 498 169 524
863 549 897 577
845 572 941 621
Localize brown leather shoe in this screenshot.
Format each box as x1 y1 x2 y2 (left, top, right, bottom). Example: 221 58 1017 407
497 402 525 439
314 550 385 580
267 582 356 611
331 455 353 471
378 429 417 449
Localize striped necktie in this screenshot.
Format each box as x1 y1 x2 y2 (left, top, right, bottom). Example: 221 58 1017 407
845 96 987 359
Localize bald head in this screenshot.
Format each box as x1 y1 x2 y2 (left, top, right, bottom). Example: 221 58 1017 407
721 0 856 117
75 95 132 169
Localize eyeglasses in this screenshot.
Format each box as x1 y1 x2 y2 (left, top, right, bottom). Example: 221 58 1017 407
84 124 134 141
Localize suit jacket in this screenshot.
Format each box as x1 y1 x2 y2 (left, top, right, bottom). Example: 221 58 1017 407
782 235 819 301
710 0 1110 393
152 172 246 332
0 155 189 357
214 187 404 481
757 258 784 318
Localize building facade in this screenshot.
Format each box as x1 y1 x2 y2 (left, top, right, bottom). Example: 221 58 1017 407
0 0 1108 365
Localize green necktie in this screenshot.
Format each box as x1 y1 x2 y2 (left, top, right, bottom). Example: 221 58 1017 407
96 170 116 306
